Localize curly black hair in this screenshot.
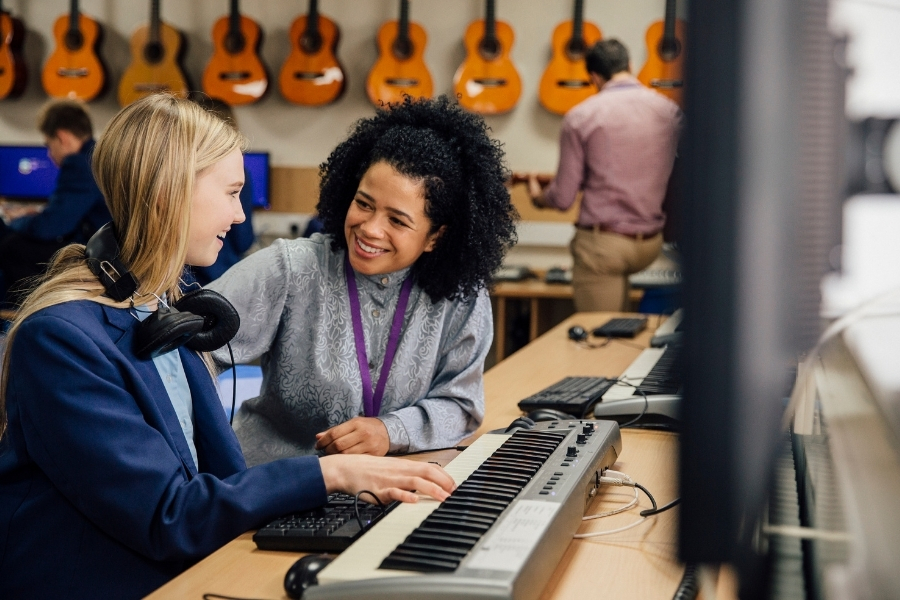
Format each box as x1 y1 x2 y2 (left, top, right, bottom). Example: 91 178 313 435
317 95 519 303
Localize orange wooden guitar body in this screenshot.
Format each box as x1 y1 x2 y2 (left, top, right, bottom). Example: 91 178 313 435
366 20 432 106
279 13 344 106
118 21 189 107
0 10 26 99
42 13 105 101
453 19 521 115
538 20 602 115
637 18 687 108
203 15 267 106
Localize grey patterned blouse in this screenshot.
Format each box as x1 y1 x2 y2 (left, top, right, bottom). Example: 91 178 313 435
208 234 492 466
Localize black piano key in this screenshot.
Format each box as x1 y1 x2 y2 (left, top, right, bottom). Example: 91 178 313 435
380 554 459 572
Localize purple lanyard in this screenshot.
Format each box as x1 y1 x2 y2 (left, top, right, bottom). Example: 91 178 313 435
344 255 413 417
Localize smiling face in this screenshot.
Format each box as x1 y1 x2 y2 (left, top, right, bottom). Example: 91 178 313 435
186 148 246 267
344 161 443 276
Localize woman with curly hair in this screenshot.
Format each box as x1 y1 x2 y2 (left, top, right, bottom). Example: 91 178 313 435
208 96 518 466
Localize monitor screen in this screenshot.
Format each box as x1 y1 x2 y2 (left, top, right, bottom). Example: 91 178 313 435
243 152 270 209
0 145 59 200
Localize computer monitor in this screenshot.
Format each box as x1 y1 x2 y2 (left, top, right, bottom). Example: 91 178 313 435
0 145 59 200
243 151 270 209
678 0 840 595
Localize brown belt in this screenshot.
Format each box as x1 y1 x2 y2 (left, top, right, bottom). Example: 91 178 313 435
576 223 662 240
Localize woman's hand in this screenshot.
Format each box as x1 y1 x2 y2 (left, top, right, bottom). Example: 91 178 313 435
318 454 456 504
315 416 390 456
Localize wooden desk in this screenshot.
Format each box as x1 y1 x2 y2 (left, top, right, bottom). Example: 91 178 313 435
490 279 644 362
147 312 684 600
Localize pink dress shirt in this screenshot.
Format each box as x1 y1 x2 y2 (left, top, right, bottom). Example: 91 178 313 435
543 76 683 235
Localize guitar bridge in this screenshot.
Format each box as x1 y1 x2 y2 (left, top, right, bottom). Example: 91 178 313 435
219 71 252 81
56 68 90 78
556 79 591 89
650 79 684 89
472 78 507 87
385 78 420 87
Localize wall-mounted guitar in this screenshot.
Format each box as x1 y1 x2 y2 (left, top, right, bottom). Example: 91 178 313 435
0 0 27 100
203 0 267 106
42 0 105 101
538 0 602 115
637 0 686 108
280 0 344 106
453 0 521 115
118 0 189 107
366 0 432 107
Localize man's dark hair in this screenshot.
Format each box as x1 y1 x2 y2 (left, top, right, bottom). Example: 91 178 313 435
317 95 519 303
37 99 93 139
585 39 630 80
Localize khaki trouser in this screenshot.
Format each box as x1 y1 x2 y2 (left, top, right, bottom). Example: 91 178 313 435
570 228 664 312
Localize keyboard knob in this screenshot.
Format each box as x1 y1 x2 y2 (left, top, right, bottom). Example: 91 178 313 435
566 446 577 457
576 434 588 445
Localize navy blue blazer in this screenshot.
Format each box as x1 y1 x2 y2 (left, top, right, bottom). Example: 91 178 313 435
9 139 111 243
0 300 327 599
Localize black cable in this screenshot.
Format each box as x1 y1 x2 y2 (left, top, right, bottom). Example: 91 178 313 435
671 563 700 600
203 594 272 600
633 481 658 515
354 490 385 530
616 388 650 428
227 342 237 426
641 496 681 517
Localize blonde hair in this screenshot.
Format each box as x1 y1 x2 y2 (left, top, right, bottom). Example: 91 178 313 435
0 94 247 438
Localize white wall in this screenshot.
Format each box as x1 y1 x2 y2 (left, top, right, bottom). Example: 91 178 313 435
0 0 684 171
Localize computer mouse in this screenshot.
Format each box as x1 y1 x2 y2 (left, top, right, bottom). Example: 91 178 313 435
284 554 333 600
528 408 574 422
568 325 588 341
505 416 536 432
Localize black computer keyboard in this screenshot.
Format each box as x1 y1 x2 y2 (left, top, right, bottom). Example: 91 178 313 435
517 376 614 417
592 317 648 338
253 493 399 552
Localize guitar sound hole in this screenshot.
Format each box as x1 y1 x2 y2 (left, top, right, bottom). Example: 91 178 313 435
219 71 251 81
478 38 501 61
659 38 682 61
300 33 322 54
565 39 586 60
143 42 164 64
225 32 246 54
64 29 84 52
392 38 413 61
556 80 591 89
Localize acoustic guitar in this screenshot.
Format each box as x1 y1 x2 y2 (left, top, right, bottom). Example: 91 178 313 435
0 0 27 100
637 0 686 107
202 0 267 106
538 0 602 115
279 0 344 106
118 0 189 107
42 0 105 101
453 0 521 115
366 0 432 107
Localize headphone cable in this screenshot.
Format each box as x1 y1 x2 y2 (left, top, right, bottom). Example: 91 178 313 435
226 342 237 426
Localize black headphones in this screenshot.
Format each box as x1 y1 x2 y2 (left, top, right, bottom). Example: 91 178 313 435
85 223 240 359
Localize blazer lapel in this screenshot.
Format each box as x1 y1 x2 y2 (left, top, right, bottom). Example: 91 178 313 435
180 348 246 477
101 305 199 478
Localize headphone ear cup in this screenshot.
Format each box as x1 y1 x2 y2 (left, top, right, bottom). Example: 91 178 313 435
174 289 240 352
134 305 206 359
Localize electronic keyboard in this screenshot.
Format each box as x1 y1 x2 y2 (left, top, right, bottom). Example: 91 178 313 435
595 343 682 422
304 420 622 600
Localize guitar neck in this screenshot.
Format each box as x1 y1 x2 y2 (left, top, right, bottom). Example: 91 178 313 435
571 0 584 45
397 0 409 45
149 0 161 44
663 0 677 44
228 0 241 37
69 0 80 32
484 0 497 44
304 0 320 37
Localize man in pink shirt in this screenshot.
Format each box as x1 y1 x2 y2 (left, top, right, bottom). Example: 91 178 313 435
524 39 682 311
